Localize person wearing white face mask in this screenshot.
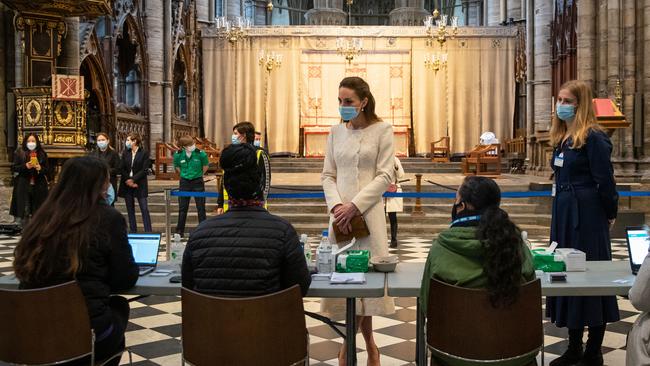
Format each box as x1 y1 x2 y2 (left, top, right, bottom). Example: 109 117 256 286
10 133 49 225
216 122 270 215
173 135 209 237
117 132 152 233
546 80 619 366
89 132 121 206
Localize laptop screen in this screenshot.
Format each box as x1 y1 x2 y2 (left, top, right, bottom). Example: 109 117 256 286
128 233 161 266
627 228 649 266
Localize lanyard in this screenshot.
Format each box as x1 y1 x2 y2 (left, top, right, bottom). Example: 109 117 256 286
450 215 482 227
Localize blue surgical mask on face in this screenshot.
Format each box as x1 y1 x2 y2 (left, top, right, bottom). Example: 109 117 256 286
97 141 108 150
125 140 132 149
105 184 115 205
339 106 360 121
253 140 261 147
556 103 576 121
231 134 241 145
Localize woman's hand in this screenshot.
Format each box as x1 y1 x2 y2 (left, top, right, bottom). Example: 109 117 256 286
34 164 41 172
333 202 360 233
126 179 135 188
608 218 616 230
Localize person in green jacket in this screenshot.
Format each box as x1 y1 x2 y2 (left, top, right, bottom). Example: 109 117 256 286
420 176 536 366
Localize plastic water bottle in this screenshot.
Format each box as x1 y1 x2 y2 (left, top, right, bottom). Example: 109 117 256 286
317 230 333 274
300 234 312 264
170 233 184 269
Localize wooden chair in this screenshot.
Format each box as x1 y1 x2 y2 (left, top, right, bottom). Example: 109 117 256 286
505 136 527 174
430 136 450 163
0 281 131 365
427 278 543 365
462 143 501 176
194 137 221 172
181 285 308 366
154 142 180 180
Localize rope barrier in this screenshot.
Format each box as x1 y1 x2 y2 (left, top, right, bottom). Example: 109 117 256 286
168 190 650 199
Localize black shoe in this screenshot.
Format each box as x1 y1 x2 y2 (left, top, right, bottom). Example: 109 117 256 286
390 239 397 248
576 352 603 366
550 346 584 366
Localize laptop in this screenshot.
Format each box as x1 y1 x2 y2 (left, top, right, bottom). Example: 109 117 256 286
128 233 162 276
625 226 650 275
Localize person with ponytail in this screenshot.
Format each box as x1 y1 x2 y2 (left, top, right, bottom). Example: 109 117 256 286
547 80 619 366
419 176 535 366
14 156 138 365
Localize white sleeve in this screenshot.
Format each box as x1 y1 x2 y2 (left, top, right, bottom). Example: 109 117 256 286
629 252 650 312
321 127 343 213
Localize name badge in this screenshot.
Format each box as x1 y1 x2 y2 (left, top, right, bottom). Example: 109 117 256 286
554 153 564 167
180 160 186 163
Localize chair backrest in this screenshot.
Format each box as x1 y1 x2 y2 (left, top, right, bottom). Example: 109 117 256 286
426 278 542 361
0 281 93 365
182 285 308 366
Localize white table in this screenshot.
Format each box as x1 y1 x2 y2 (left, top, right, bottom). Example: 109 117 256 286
386 261 636 365
0 265 386 366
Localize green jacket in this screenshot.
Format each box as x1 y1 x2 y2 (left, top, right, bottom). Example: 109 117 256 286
419 226 536 366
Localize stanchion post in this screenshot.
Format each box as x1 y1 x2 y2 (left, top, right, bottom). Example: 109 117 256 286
411 173 426 217
165 188 172 261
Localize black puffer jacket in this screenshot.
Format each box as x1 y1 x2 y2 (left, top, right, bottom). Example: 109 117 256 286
20 204 138 334
182 206 311 296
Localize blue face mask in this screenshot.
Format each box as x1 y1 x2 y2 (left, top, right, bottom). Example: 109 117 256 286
125 140 132 149
253 140 261 147
231 134 241 145
105 184 115 205
556 103 576 121
339 106 360 121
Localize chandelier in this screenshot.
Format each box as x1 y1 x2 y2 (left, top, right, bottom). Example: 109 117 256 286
424 53 448 74
215 16 252 44
336 38 363 64
423 10 458 47
258 51 283 73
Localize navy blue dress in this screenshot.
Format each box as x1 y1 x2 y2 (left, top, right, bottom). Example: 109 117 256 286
546 130 620 328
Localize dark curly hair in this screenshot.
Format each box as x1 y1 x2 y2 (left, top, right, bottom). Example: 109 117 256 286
458 176 524 308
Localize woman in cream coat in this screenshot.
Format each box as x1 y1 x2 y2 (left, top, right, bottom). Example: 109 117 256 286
322 76 395 366
627 251 650 365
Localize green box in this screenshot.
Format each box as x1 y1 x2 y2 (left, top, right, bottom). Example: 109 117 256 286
532 249 566 272
336 250 370 273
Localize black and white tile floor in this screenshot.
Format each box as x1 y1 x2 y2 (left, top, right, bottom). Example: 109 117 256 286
0 235 637 366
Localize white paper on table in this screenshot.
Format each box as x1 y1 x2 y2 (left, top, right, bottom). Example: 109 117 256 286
330 272 366 284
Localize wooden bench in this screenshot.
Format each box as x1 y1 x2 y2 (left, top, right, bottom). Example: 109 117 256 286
430 136 450 163
462 143 501 176
194 137 221 172
154 142 180 180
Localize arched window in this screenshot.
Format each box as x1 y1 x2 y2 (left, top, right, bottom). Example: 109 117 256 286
115 20 143 110
173 50 188 119
125 67 141 107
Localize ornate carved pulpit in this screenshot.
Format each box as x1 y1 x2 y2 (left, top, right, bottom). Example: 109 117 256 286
2 0 111 158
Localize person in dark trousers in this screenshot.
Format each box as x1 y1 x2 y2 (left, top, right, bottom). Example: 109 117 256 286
118 132 152 232
10 133 49 226
173 135 209 237
385 156 405 248
13 156 138 366
547 80 619 366
216 122 270 214
182 143 310 297
89 132 121 205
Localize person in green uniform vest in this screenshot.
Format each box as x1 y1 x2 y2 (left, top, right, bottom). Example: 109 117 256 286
419 176 536 366
174 135 209 237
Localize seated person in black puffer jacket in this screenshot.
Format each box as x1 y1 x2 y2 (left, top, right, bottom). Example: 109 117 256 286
181 143 311 296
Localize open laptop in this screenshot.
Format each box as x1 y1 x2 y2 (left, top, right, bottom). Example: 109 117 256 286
625 226 650 275
128 233 162 276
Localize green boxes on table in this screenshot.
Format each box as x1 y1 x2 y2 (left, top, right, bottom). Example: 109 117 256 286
336 250 370 273
532 249 566 272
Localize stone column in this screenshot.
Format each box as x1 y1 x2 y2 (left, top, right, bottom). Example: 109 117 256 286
163 0 173 144
507 0 521 20
63 18 79 74
0 5 12 218
146 0 165 152
305 0 347 25
577 0 596 89
643 0 650 157
525 0 534 145
500 0 507 23
389 0 429 26
486 0 501 26
253 1 268 25
620 0 636 158
532 0 553 132
596 0 608 97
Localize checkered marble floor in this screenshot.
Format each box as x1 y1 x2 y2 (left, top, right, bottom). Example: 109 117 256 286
0 235 638 366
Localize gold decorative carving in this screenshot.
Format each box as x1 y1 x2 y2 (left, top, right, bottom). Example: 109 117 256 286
25 99 42 126
2 0 112 17
54 102 74 127
53 133 76 144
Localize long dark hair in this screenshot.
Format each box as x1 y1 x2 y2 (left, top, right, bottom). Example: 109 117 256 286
339 77 380 123
17 133 46 161
14 156 110 284
458 176 524 308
